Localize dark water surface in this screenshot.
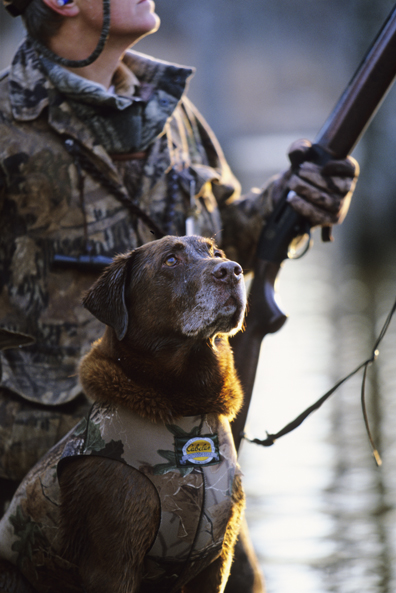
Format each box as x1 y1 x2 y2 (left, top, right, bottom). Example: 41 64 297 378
239 240 396 593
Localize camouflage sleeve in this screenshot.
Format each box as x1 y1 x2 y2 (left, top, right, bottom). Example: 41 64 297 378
218 178 278 272
181 98 277 270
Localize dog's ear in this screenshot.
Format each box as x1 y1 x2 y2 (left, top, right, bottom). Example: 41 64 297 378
82 253 133 341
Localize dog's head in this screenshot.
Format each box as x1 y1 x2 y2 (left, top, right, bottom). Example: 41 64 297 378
82 236 246 344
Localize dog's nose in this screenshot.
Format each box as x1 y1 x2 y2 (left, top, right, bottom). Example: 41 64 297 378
212 261 243 283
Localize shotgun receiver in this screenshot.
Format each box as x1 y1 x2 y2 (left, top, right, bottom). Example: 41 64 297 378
231 3 396 451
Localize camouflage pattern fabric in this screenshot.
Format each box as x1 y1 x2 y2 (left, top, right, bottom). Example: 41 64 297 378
0 387 91 481
0 38 275 479
40 56 188 155
0 429 83 593
0 403 241 593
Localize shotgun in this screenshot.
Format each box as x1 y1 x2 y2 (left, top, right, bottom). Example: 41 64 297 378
231 2 396 452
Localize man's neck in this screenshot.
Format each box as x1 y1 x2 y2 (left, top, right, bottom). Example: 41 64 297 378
66 47 127 89
47 25 138 89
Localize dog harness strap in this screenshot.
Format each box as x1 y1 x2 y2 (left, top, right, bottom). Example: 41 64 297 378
66 403 239 590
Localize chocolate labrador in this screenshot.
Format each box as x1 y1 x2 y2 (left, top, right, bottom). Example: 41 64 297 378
0 235 247 593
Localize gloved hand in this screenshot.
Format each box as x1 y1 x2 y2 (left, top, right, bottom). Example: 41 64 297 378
272 138 359 227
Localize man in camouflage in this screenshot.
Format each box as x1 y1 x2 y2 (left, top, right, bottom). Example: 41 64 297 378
0 0 359 589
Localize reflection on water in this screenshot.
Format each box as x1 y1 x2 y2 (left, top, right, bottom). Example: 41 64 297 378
239 238 396 593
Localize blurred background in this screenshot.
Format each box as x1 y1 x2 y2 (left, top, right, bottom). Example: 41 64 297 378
2 0 396 591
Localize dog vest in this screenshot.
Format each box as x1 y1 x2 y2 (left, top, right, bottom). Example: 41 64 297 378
0 403 240 593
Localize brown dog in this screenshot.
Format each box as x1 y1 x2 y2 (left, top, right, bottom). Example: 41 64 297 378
0 235 246 593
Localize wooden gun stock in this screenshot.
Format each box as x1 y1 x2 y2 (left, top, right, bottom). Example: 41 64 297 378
231 3 396 451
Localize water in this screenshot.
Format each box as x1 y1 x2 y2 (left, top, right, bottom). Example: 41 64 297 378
239 237 396 593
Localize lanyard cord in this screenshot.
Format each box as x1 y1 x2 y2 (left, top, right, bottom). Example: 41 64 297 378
244 296 396 467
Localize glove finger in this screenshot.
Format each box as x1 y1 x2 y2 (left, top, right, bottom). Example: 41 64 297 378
287 138 312 168
298 162 355 195
298 162 335 192
327 176 355 195
287 191 340 226
322 156 359 178
288 175 342 213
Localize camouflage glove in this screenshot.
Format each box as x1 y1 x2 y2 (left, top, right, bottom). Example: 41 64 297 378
272 138 359 227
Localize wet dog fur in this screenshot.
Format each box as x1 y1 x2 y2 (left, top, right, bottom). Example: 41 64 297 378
44 236 247 592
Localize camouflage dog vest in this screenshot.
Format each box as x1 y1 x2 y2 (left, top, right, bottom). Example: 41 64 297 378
0 403 240 592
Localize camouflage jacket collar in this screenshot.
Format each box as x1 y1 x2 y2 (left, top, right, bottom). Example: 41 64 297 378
9 37 194 125
8 38 50 122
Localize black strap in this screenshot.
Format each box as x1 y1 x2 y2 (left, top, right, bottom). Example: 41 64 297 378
244 296 396 467
0 164 7 192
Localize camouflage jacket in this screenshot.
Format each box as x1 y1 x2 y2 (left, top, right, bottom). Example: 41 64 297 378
0 39 274 407
0 404 241 593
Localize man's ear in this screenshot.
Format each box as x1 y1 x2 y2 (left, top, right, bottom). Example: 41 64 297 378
82 252 134 341
41 0 79 17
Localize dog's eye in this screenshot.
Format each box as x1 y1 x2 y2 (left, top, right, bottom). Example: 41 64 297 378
214 251 223 258
165 255 178 267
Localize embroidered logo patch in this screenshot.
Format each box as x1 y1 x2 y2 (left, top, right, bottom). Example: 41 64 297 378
175 434 220 467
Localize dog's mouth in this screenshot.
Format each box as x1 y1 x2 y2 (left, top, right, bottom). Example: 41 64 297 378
222 294 243 317
178 277 247 339
216 290 246 332
224 281 246 309
224 295 236 308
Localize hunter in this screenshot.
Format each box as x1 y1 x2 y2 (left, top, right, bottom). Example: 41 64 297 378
0 0 359 590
